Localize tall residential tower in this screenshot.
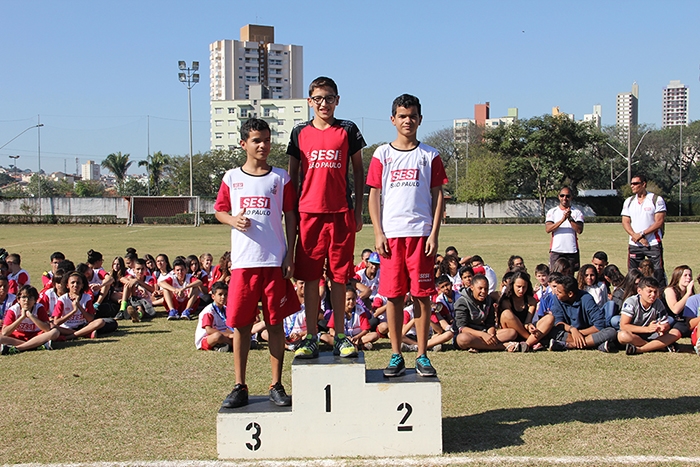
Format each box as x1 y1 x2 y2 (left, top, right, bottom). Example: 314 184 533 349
662 80 689 128
616 82 638 135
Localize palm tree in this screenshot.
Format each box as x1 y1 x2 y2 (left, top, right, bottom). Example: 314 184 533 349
138 151 170 196
101 152 132 192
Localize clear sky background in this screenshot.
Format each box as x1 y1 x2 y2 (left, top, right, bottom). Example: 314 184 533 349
2 0 699 175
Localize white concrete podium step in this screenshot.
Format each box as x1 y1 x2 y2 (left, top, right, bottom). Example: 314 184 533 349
217 352 442 459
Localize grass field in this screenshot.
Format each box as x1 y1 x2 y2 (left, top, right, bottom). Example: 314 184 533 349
1 223 700 465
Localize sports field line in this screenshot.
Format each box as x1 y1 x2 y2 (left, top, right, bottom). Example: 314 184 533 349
0 225 159 249
6 456 700 467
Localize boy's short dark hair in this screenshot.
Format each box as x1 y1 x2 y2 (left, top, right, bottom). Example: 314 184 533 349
445 246 458 256
345 283 358 294
592 251 608 262
57 259 75 273
632 174 647 183
637 276 660 290
134 258 147 268
7 253 20 266
211 281 227 294
309 76 338 96
0 275 7 283
552 274 578 294
392 94 421 117
51 252 65 262
172 258 187 269
436 275 451 286
469 255 484 265
240 118 271 142
547 271 563 283
459 266 474 277
535 264 550 275
18 284 39 301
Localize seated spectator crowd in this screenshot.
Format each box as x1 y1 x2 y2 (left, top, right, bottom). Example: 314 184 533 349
1 246 699 358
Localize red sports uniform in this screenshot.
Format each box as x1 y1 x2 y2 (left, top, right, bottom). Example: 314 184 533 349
215 166 300 328
366 142 448 298
3 302 49 340
287 119 366 283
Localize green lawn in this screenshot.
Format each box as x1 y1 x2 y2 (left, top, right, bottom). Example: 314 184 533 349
1 223 700 464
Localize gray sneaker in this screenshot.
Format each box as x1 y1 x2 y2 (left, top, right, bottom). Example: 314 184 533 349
269 382 292 407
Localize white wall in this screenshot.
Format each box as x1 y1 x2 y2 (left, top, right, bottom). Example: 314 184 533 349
446 199 596 218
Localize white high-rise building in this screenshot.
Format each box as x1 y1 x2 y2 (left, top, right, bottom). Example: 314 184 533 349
82 160 100 181
616 82 639 135
662 80 689 128
210 25 303 101
583 104 602 129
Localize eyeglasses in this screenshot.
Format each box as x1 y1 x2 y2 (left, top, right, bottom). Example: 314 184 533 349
558 194 571 198
6 261 15 265
310 95 338 105
630 181 643 186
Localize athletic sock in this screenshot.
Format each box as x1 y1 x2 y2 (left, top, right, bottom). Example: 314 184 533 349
120 301 128 311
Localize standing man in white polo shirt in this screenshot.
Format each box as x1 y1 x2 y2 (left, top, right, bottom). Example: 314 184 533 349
546 187 584 272
621 175 667 286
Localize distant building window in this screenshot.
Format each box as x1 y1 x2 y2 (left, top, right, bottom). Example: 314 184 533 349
228 108 235 114
278 120 285 125
215 120 223 126
215 133 223 139
241 109 248 117
228 132 236 139
277 107 285 113
228 120 236 126
215 108 223 114
294 106 302 113
264 108 271 117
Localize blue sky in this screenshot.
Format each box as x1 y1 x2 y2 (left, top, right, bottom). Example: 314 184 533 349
2 0 699 175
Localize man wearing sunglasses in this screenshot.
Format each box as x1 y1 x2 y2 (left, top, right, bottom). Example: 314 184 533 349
545 187 584 272
621 175 667 286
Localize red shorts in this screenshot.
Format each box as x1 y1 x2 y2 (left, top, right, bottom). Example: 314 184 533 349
692 326 698 347
378 237 436 299
295 211 355 283
172 292 198 312
200 337 214 351
11 330 41 341
226 267 301 328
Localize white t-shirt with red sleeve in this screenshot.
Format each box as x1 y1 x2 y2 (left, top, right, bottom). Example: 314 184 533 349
327 304 371 337
3 302 49 338
194 303 229 349
7 269 30 295
366 142 448 238
0 292 16 322
214 167 296 269
161 273 196 303
52 293 95 329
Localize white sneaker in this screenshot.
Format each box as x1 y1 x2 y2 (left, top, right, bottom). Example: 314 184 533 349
400 342 418 352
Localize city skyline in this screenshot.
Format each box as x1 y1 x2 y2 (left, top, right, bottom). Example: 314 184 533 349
2 0 699 175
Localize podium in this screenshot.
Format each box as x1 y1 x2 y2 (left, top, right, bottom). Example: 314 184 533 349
217 352 442 459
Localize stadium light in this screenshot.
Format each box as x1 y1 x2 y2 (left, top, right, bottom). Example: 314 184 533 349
177 60 200 197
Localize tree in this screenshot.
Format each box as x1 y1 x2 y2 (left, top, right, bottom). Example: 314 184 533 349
101 152 132 193
458 146 507 217
423 128 459 197
163 150 238 197
138 151 170 196
485 115 606 216
74 180 105 197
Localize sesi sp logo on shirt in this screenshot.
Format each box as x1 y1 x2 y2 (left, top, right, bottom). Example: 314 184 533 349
390 169 419 182
240 197 271 209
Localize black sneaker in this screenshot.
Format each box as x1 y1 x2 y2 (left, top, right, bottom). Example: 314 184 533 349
625 343 638 355
222 383 248 409
598 341 612 353
383 353 406 377
214 343 230 353
269 382 292 407
415 354 437 377
666 343 679 353
548 339 567 351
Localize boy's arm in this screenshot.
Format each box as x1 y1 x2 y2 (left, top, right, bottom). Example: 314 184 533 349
369 187 389 257
288 157 300 194
619 313 655 334
282 209 297 280
2 311 23 336
350 150 364 232
215 208 250 232
426 185 444 256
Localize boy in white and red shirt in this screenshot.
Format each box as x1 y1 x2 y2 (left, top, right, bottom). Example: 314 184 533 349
367 94 448 378
1 285 59 354
52 272 107 340
159 258 202 321
121 258 156 322
287 76 366 360
195 281 234 351
215 118 300 409
6 253 30 295
327 286 377 351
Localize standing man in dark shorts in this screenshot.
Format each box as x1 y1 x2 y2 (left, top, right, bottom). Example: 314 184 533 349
621 175 667 286
546 187 584 272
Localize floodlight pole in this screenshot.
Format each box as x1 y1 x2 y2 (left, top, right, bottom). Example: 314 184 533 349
178 60 199 197
9 155 19 180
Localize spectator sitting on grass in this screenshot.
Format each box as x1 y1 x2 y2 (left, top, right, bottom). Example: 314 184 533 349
6 253 30 295
1 285 59 354
547 275 616 352
41 251 65 289
52 272 108 340
195 281 234 352
617 276 681 355
499 270 551 352
0 275 16 323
